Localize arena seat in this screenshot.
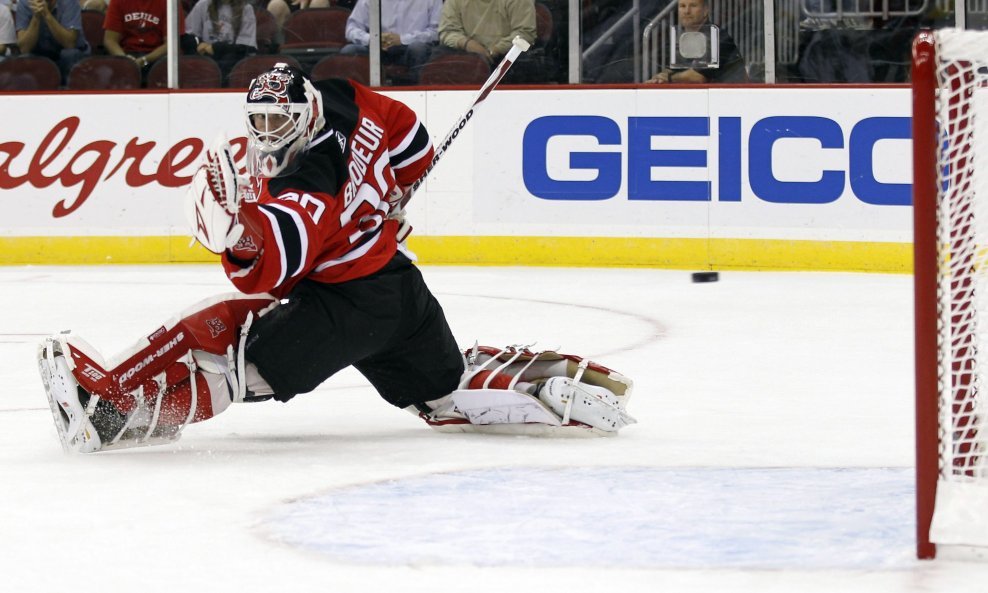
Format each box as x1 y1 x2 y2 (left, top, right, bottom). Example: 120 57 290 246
0 56 62 90
67 56 141 90
147 56 223 89
254 6 280 54
536 2 553 47
527 2 558 82
418 53 490 86
226 54 303 88
81 10 106 55
280 8 348 52
310 54 369 85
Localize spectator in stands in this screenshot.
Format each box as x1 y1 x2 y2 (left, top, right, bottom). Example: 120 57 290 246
266 0 330 30
795 0 873 83
646 0 747 84
15 0 90 80
103 0 183 76
437 0 536 81
0 3 14 59
341 0 441 84
580 0 662 83
81 0 106 11
186 0 256 78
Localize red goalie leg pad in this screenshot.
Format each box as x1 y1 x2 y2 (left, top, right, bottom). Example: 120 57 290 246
155 373 217 426
467 370 514 390
114 370 217 427
65 293 277 414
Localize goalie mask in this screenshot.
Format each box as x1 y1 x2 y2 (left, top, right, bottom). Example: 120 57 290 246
245 63 325 178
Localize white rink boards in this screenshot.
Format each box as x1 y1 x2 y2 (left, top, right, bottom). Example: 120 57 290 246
0 87 913 271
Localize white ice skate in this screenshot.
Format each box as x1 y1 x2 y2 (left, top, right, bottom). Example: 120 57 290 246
38 334 188 454
38 336 104 453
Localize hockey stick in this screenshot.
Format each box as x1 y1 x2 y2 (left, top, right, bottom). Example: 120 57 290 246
395 36 531 211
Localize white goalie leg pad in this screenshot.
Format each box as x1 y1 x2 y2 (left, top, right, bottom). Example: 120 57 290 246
419 386 634 438
417 344 638 437
421 382 634 436
537 376 635 432
461 344 635 404
419 391 618 438
433 388 562 427
201 371 233 417
190 351 238 416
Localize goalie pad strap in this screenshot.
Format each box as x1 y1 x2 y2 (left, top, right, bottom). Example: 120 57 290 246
467 345 634 401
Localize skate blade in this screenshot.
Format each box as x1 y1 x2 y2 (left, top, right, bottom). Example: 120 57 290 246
38 347 71 453
37 337 102 454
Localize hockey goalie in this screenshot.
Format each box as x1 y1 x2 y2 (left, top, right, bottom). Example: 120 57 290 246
37 64 636 453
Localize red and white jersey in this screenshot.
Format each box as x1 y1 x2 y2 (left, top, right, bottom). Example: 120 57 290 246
223 79 434 298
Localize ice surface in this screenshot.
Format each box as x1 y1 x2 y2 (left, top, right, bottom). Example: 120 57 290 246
2 264 986 592
262 466 915 569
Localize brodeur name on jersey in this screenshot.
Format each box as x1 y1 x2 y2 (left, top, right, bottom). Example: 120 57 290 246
225 79 434 298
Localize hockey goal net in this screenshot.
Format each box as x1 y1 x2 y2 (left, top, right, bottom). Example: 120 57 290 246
913 28 988 560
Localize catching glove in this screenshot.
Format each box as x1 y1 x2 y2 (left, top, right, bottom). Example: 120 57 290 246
186 135 247 254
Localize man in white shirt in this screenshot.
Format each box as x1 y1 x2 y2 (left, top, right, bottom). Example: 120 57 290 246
0 3 15 58
342 0 442 84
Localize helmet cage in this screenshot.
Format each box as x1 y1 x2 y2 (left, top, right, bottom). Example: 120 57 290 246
244 64 324 177
246 103 310 152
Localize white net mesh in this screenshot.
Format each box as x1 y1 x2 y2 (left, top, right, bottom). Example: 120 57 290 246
935 29 988 480
930 29 988 548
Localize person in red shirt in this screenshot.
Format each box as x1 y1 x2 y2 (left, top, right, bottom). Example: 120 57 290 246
102 0 184 73
36 64 635 454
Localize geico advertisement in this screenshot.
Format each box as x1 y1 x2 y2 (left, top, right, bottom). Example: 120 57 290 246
475 88 913 242
0 88 912 242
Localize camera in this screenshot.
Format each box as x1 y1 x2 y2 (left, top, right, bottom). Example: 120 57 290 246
670 24 720 69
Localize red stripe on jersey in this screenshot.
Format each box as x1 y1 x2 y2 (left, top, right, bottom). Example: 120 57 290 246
353 83 435 187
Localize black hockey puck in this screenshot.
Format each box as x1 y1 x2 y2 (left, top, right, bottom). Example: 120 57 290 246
691 272 719 283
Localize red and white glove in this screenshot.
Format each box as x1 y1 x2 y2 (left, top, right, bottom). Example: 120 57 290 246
386 185 413 243
386 184 408 211
186 135 247 254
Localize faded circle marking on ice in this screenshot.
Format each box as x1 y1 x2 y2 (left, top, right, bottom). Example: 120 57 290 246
259 466 915 569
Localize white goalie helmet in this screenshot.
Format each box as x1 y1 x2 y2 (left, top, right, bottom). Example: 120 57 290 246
245 63 326 178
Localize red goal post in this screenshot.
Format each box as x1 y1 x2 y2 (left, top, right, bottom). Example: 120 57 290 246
913 29 988 561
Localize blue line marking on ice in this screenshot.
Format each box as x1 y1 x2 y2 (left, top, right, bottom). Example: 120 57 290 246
261 466 915 569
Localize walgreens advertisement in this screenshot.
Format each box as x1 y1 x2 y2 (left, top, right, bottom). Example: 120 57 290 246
0 93 243 236
0 87 911 244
